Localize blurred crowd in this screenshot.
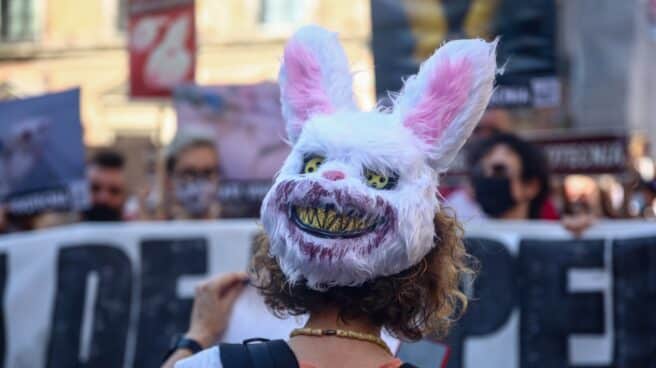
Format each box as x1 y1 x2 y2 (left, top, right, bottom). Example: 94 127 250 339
0 115 654 236
443 110 656 233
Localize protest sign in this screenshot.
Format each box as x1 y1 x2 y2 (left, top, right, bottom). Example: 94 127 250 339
0 89 88 215
532 135 628 175
174 83 290 217
0 220 654 367
371 0 559 109
128 0 196 97
445 134 629 179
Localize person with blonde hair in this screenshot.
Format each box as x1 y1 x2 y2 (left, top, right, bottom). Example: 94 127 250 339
138 128 222 221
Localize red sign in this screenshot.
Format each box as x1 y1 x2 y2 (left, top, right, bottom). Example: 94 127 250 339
128 0 196 98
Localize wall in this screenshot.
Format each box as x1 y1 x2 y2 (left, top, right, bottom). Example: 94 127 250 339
0 0 374 146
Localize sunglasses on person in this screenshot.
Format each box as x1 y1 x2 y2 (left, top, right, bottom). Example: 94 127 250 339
90 182 124 197
173 168 219 182
471 163 519 180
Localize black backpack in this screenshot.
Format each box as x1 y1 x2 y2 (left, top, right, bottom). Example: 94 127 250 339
219 338 418 368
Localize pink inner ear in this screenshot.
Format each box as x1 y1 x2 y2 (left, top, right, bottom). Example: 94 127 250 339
283 41 334 128
403 58 473 145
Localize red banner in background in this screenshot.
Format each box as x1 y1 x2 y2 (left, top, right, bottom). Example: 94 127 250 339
128 0 196 98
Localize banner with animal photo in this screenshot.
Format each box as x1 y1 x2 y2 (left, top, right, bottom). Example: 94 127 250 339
174 83 290 217
0 89 88 215
0 220 654 367
128 0 196 97
371 0 560 117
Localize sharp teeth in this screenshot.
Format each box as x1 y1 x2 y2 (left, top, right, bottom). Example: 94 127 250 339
307 208 316 227
305 208 312 224
336 215 346 232
343 216 351 232
316 211 324 228
347 217 356 231
330 213 344 231
316 208 325 227
325 210 336 230
341 217 349 232
295 206 378 233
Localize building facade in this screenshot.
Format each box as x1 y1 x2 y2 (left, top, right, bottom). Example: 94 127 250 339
0 0 374 146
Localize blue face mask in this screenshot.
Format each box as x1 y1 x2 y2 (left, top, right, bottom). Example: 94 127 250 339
173 179 218 218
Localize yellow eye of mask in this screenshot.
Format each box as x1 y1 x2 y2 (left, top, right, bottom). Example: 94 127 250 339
302 156 325 174
365 169 397 190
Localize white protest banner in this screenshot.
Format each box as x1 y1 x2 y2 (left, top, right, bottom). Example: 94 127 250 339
0 220 653 367
1 220 256 368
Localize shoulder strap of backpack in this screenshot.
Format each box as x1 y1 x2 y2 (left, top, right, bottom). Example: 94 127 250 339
219 342 253 368
219 339 299 368
264 340 299 368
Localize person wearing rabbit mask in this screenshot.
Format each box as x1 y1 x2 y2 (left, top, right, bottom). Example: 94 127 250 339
169 25 496 368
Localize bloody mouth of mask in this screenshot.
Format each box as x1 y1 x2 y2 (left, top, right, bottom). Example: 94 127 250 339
290 204 384 239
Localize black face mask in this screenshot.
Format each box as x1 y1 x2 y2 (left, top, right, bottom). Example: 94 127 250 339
471 175 517 218
82 204 122 222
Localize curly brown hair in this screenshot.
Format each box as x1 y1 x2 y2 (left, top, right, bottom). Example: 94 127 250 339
251 208 475 341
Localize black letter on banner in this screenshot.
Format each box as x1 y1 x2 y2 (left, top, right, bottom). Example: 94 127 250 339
613 236 656 367
47 245 132 368
134 238 207 368
519 239 606 368
0 254 6 366
441 238 517 368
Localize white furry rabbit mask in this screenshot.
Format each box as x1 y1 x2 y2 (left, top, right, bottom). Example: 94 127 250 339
261 25 496 289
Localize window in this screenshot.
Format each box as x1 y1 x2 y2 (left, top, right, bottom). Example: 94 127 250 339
0 0 36 42
117 0 128 32
259 0 306 26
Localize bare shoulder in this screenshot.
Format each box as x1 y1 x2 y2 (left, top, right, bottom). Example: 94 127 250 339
175 346 221 368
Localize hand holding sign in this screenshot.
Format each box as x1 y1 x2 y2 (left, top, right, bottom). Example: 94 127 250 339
162 272 248 368
186 272 249 347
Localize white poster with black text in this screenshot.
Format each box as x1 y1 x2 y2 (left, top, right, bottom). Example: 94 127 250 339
0 220 653 368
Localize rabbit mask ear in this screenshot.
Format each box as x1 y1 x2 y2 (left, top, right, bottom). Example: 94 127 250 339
278 25 357 143
394 39 497 172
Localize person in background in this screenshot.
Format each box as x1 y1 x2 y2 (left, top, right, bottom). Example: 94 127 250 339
629 178 656 218
82 150 127 222
470 107 512 138
447 133 555 221
446 133 596 236
163 130 222 220
0 206 38 233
